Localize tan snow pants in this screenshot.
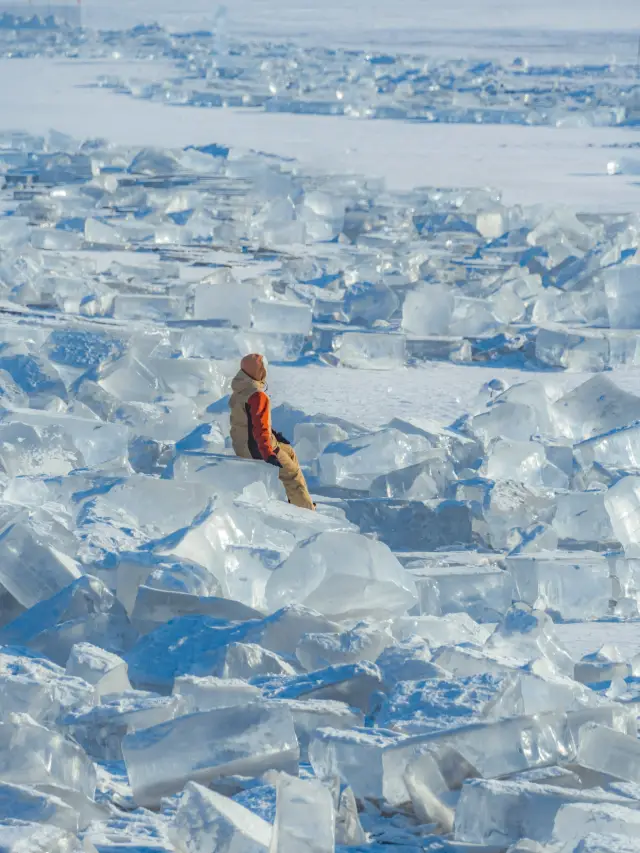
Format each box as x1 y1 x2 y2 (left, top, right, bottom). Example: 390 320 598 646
277 444 315 510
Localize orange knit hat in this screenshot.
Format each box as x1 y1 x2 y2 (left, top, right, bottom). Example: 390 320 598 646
240 353 267 382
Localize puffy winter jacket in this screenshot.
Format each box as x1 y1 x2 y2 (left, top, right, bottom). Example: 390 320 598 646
229 369 277 461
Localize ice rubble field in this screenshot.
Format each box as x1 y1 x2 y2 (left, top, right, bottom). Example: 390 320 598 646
2 5 640 853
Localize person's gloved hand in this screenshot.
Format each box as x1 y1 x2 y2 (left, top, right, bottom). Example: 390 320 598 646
266 454 282 468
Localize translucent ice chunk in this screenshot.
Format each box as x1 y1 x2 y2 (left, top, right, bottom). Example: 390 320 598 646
394 612 491 648
299 190 344 241
252 300 312 336
527 208 595 254
369 453 454 501
295 622 394 671
535 326 624 372
172 453 282 501
257 661 383 713
604 476 640 550
404 748 454 831
483 439 548 487
551 375 640 442
383 712 572 807
147 356 226 403
98 353 171 404
122 702 299 807
471 401 540 445
334 331 406 370
343 281 398 327
0 783 83 835
506 551 612 620
0 422 83 478
335 786 366 846
0 713 95 798
265 531 418 622
317 429 432 491
406 558 513 622
215 642 296 680
577 423 640 473
574 648 631 685
270 775 334 853
449 296 500 337
485 672 600 719
173 675 262 712
0 352 66 408
604 265 640 330
0 409 129 471
113 293 185 322
0 822 91 851
577 723 640 784
131 587 262 635
486 605 575 677
63 689 186 762
402 284 454 337
125 147 178 177
553 491 615 547
309 727 399 801
454 778 633 846
193 271 254 326
0 647 92 726
568 833 640 853
65 642 131 698
293 423 349 466
275 699 363 760
0 575 136 666
553 802 640 846
465 478 556 551
172 780 272 853
375 639 444 689
432 645 519 682
248 605 341 658
91 474 212 540
0 508 81 608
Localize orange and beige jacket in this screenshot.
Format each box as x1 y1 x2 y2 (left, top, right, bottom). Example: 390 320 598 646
229 369 278 461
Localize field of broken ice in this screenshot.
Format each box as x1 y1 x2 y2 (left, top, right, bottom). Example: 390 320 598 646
2 12 640 853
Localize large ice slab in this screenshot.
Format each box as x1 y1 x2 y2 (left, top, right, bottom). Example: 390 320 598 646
63 690 186 760
173 675 262 712
172 780 272 853
553 802 640 846
270 775 335 853
0 646 93 726
0 713 96 799
0 408 129 471
295 622 394 671
577 723 640 784
389 714 564 805
505 551 612 620
454 778 637 846
66 642 131 698
122 702 299 807
316 428 432 492
551 376 640 442
0 508 81 608
265 531 417 622
309 726 400 802
257 661 384 713
0 575 136 666
404 552 512 622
